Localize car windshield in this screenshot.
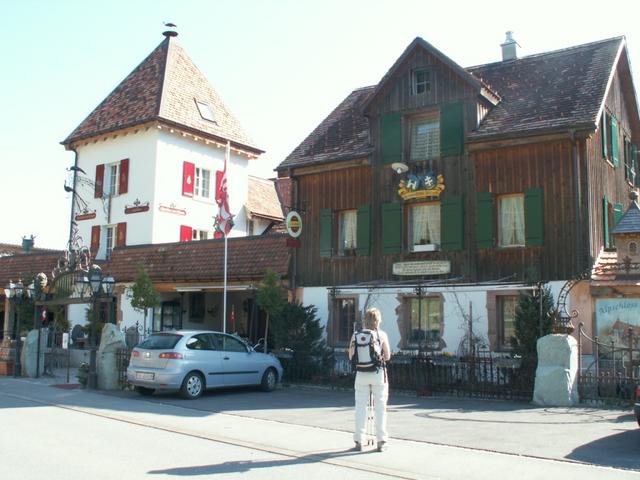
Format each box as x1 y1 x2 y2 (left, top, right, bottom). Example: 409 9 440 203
137 333 182 350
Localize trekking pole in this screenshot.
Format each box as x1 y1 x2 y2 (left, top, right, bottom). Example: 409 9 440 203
366 385 375 446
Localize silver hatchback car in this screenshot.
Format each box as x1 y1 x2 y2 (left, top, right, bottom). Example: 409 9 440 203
127 330 284 399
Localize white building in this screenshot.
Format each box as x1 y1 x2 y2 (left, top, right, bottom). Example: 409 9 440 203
62 30 268 261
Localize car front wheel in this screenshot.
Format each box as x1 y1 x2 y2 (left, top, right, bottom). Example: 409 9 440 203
180 372 204 399
260 368 278 392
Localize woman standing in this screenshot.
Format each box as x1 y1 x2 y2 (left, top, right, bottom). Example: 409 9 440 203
348 307 391 452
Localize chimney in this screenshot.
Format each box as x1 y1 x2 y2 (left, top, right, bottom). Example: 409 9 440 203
501 31 519 61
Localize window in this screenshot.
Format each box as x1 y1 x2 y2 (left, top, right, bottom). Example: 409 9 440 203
413 69 431 95
405 296 442 349
104 163 119 196
624 137 635 183
186 333 214 350
410 113 439 161
195 100 216 122
192 229 209 241
333 297 357 345
409 203 440 251
630 242 638 256
497 296 518 350
189 293 205 323
105 225 116 259
498 194 525 247
338 210 357 256
194 167 211 199
247 218 255 236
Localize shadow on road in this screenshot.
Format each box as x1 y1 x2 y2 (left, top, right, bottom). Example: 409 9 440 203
566 428 640 470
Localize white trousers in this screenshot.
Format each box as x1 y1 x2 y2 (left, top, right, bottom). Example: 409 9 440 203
353 369 388 443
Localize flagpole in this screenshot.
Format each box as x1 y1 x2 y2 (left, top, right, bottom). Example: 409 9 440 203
222 141 231 333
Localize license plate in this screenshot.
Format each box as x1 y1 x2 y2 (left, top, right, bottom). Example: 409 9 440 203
135 372 154 380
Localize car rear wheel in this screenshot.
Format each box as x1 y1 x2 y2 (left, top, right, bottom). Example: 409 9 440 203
260 368 278 392
180 371 204 399
135 386 155 396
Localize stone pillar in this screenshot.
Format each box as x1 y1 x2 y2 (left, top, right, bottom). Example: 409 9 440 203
97 323 126 390
21 329 46 378
533 334 579 406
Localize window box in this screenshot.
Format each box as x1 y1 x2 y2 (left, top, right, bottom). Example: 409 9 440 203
411 243 439 252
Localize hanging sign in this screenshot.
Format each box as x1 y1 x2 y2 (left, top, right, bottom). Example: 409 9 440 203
392 260 451 276
398 172 445 200
286 211 302 238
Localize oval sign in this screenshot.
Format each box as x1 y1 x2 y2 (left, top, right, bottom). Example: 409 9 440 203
285 211 302 238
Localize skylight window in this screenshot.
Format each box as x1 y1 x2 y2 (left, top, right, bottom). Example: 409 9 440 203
195 100 216 122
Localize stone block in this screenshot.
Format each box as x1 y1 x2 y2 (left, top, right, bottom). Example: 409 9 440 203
97 324 126 390
533 334 578 406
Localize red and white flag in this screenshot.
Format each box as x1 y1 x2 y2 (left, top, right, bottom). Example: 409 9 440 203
214 141 234 237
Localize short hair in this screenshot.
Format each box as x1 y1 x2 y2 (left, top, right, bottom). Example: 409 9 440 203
364 308 382 330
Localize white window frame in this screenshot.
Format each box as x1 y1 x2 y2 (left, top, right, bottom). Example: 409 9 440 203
338 210 357 256
498 194 525 247
104 163 119 196
410 113 440 161
105 225 116 259
409 202 440 252
195 100 216 122
194 167 211 199
191 229 209 241
412 69 430 95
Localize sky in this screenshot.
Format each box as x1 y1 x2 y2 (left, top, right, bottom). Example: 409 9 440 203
2 0 640 250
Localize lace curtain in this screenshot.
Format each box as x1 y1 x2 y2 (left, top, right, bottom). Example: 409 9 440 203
499 196 524 246
411 204 440 245
340 210 357 253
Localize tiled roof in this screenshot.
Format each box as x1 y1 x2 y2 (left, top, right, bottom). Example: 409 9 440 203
591 248 618 281
278 87 374 170
107 234 290 283
467 37 623 140
278 37 624 169
0 243 61 257
246 176 284 221
63 36 261 152
0 251 63 290
611 201 640 234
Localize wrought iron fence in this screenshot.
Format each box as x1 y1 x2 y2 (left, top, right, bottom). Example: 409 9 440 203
281 351 535 401
578 323 639 404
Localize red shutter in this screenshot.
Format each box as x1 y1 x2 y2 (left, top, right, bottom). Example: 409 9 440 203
182 162 195 197
95 164 104 198
90 225 101 255
116 222 127 247
119 158 129 195
180 225 193 242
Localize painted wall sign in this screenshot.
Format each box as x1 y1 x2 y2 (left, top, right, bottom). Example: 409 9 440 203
594 298 640 348
392 260 451 276
159 204 187 216
75 212 96 221
398 172 445 200
286 211 302 238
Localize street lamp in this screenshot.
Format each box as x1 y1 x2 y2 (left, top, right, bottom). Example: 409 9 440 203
4 280 34 377
81 266 115 389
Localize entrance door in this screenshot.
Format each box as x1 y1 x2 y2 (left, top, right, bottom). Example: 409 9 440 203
154 302 181 331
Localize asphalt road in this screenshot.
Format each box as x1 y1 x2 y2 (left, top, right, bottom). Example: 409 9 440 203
0 375 639 479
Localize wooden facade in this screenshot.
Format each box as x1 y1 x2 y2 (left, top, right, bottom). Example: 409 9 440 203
281 36 640 290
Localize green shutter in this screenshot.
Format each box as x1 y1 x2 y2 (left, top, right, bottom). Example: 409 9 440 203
381 113 402 165
611 116 619 167
476 192 493 249
524 188 544 246
603 196 609 248
441 195 464 251
440 103 464 157
614 202 624 226
634 145 639 187
319 208 333 257
602 112 608 159
356 204 371 256
381 202 402 254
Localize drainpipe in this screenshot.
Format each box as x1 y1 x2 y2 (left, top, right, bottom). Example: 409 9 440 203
571 130 583 273
291 174 298 302
68 147 80 248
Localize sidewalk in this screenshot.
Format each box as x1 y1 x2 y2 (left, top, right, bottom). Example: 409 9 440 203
2 370 639 475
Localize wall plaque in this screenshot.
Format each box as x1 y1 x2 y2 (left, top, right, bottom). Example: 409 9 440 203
392 260 451 276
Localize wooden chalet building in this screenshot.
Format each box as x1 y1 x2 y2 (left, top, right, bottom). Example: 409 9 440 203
277 34 640 356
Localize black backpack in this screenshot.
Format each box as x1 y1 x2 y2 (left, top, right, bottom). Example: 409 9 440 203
353 329 383 372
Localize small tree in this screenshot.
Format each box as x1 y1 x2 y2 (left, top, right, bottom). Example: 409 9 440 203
513 286 555 367
256 269 287 353
130 266 160 335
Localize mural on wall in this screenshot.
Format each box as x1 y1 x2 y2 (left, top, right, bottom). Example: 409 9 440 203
595 298 640 348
